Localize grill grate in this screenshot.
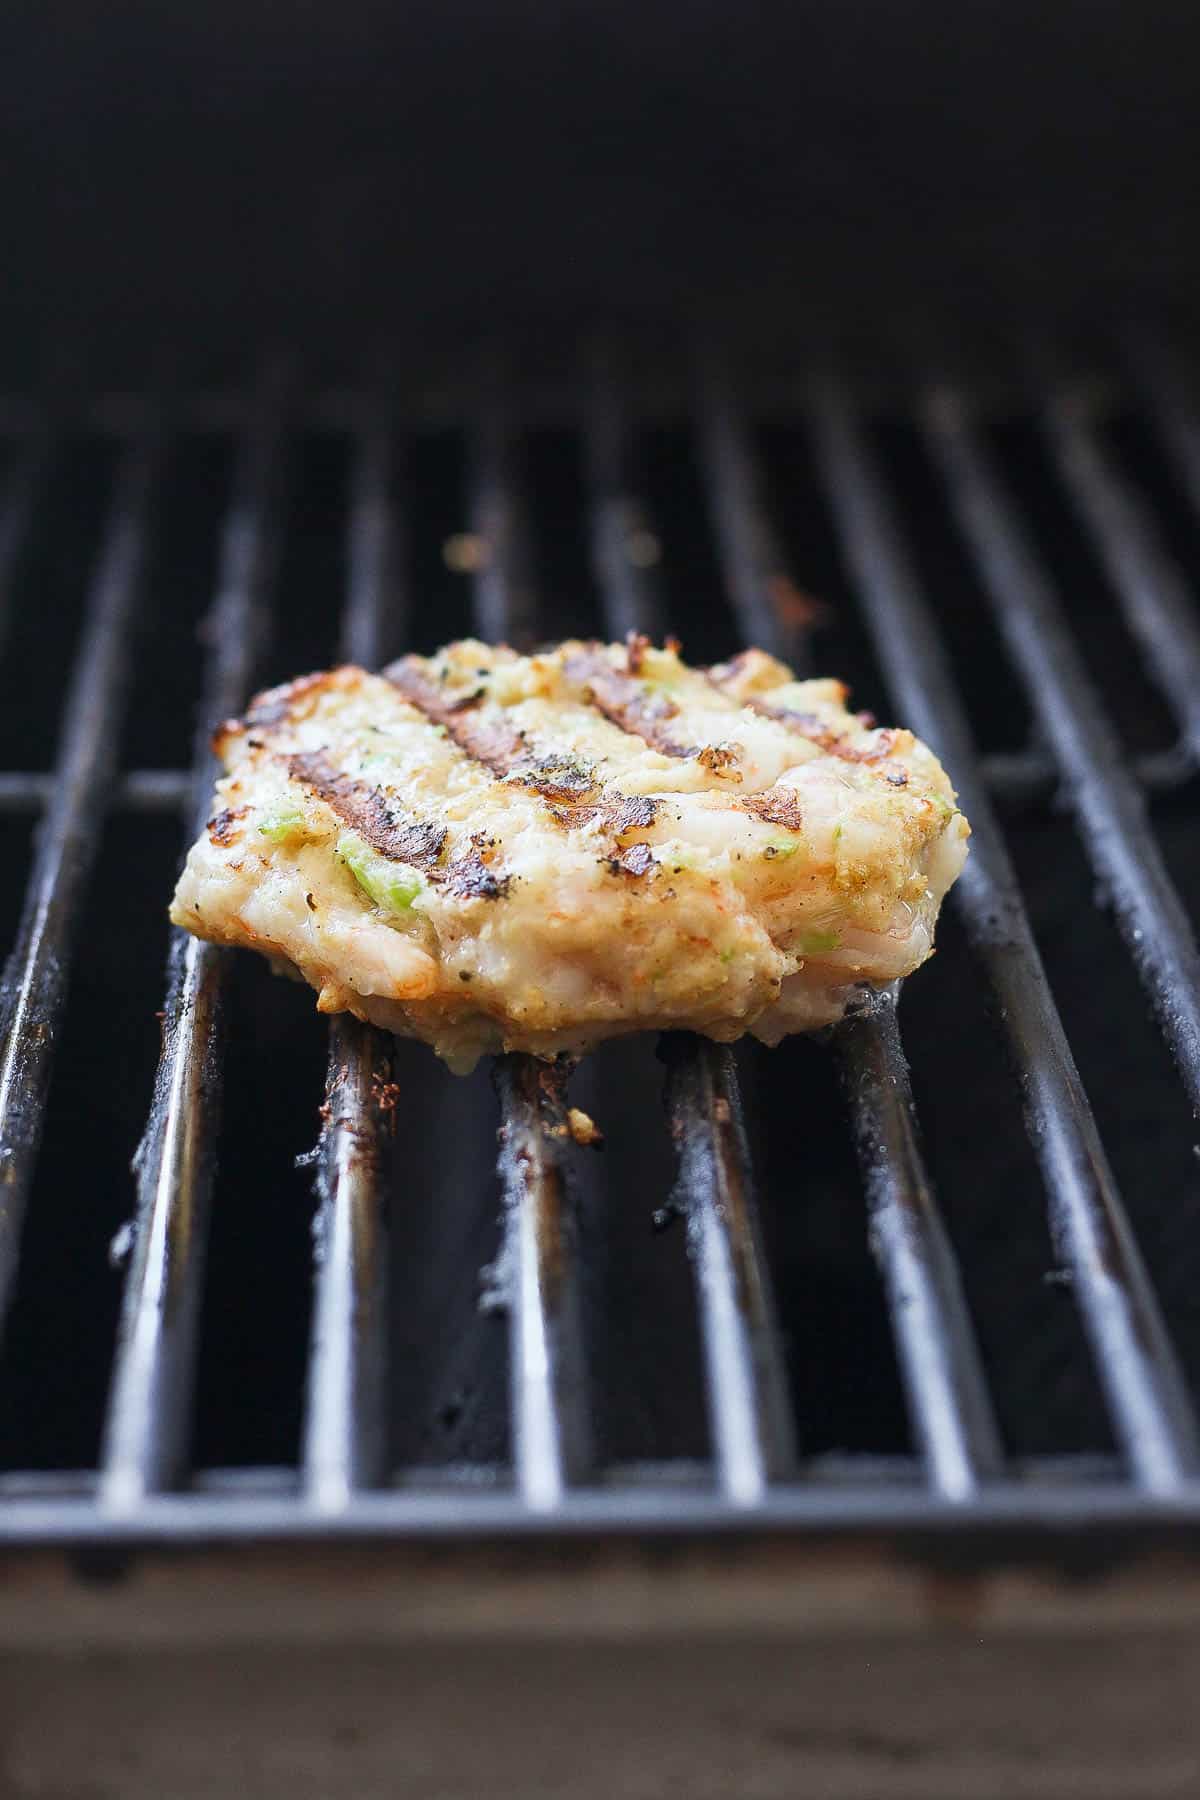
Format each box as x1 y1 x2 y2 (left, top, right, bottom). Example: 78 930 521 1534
2 334 1200 1554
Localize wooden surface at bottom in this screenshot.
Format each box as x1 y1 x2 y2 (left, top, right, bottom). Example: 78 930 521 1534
1 1632 1198 1800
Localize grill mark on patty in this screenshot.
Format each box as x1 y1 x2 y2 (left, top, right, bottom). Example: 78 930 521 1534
737 789 804 831
288 752 447 867
564 649 696 757
546 792 663 852
705 668 897 765
387 659 528 773
386 659 601 806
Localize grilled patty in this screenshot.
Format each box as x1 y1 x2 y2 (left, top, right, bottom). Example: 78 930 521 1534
170 637 970 1071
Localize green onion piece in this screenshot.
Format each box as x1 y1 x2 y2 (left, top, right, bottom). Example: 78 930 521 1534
798 929 841 955
258 807 311 844
763 839 801 861
336 830 425 914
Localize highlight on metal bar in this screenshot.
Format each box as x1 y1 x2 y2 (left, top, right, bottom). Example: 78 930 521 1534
303 388 401 1507
0 417 164 1339
471 378 592 1505
921 385 1200 1121
1043 379 1200 758
809 379 1200 1492
493 1054 592 1508
696 351 1000 1498
585 343 796 1501
100 370 288 1509
662 1038 797 1504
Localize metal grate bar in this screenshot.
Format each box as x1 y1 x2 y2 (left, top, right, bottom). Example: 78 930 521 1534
662 1038 797 1501
923 389 1200 1119
695 349 804 661
472 391 592 1507
302 396 401 1507
699 363 1002 1497
585 341 666 644
0 421 164 1337
811 386 1200 1492
493 1055 592 1508
99 373 287 1508
586 352 796 1502
470 368 540 650
1043 382 1200 757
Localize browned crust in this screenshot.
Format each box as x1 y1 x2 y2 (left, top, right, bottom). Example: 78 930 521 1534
207 806 249 847
287 752 447 868
563 648 696 758
696 743 743 781
605 841 657 878
444 849 512 901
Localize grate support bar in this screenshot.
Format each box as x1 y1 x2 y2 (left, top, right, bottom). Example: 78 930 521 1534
699 361 1002 1498
810 384 1200 1492
302 397 402 1508
0 423 163 1337
99 372 287 1508
923 388 1200 1122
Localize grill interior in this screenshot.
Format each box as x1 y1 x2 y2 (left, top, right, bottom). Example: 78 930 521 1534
2 331 1200 1556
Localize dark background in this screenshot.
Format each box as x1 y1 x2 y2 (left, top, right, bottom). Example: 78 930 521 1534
2 2 1199 374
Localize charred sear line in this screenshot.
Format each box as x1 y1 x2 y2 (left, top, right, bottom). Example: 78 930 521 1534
386 659 527 776
564 650 696 758
707 669 897 766
507 751 598 805
389 657 603 814
738 789 804 831
546 791 662 838
287 752 447 867
207 806 248 847
242 669 349 731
